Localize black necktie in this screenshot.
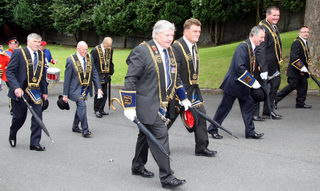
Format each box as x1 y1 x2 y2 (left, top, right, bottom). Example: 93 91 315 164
163 49 171 88
33 52 38 69
83 57 86 72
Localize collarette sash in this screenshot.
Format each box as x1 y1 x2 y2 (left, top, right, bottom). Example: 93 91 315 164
142 41 177 108
174 39 200 85
96 45 111 73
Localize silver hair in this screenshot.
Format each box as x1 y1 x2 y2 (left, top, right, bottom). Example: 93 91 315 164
27 33 42 41
77 41 88 48
249 26 265 37
152 20 175 39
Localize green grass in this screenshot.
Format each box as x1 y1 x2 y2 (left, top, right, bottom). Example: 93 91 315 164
35 30 319 89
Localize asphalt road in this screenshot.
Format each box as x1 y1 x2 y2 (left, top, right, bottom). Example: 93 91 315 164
0 84 319 191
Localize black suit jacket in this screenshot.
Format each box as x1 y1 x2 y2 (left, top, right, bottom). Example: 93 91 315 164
258 19 282 76
124 40 184 125
6 48 48 99
287 37 310 79
220 40 252 98
90 46 114 84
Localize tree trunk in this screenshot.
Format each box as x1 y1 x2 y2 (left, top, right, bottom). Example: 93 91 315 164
304 0 320 77
214 22 218 45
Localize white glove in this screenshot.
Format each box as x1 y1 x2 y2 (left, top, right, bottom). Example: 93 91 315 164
252 80 261 89
97 92 103 99
260 72 268 80
124 109 136 121
181 99 192 111
301 66 308 73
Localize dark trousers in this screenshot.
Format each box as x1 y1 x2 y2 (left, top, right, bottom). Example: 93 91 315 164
276 77 308 106
72 99 89 134
263 76 281 114
167 104 209 152
93 83 108 113
10 98 42 146
207 92 256 136
132 115 174 182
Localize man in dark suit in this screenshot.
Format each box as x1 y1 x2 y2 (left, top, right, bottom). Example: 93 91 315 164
91 37 114 118
254 6 282 120
6 33 48 151
207 26 265 139
62 41 102 138
167 18 217 156
122 20 191 189
275 26 312 109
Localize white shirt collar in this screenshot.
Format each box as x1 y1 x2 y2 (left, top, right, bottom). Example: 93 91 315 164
100 44 105 53
183 36 195 52
249 38 256 52
299 36 307 45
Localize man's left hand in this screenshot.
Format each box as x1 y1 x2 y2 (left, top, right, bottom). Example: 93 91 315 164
97 89 104 99
42 94 48 100
181 99 192 111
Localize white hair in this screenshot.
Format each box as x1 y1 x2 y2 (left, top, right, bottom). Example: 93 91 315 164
27 33 42 41
152 20 175 39
77 41 88 48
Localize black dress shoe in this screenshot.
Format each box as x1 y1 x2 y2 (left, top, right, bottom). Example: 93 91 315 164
100 111 109 115
9 136 16 147
132 168 154 178
95 111 103 118
30 145 46 151
161 177 186 189
210 132 223 139
195 148 217 157
246 132 264 139
296 104 312 109
82 131 92 138
72 128 82 133
262 111 282 120
253 115 265 121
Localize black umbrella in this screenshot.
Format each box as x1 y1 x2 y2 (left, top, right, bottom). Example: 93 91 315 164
189 107 239 139
309 73 320 88
133 117 170 159
111 97 170 159
22 95 54 143
261 80 272 119
108 78 111 111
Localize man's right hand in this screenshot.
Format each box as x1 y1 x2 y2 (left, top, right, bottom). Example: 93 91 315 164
252 80 261 89
124 109 136 122
301 66 309 73
14 88 24 98
62 96 68 103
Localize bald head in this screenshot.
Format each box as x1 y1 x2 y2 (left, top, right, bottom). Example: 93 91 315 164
102 37 113 48
77 41 88 57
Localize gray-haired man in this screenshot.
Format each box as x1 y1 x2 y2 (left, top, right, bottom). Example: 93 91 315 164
6 33 48 151
121 20 190 188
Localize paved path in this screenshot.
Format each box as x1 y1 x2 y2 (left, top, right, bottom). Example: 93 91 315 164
0 84 319 191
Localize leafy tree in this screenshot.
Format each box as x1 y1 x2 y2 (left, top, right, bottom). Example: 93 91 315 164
0 0 17 25
192 0 255 44
12 0 53 32
51 0 98 41
133 0 191 34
